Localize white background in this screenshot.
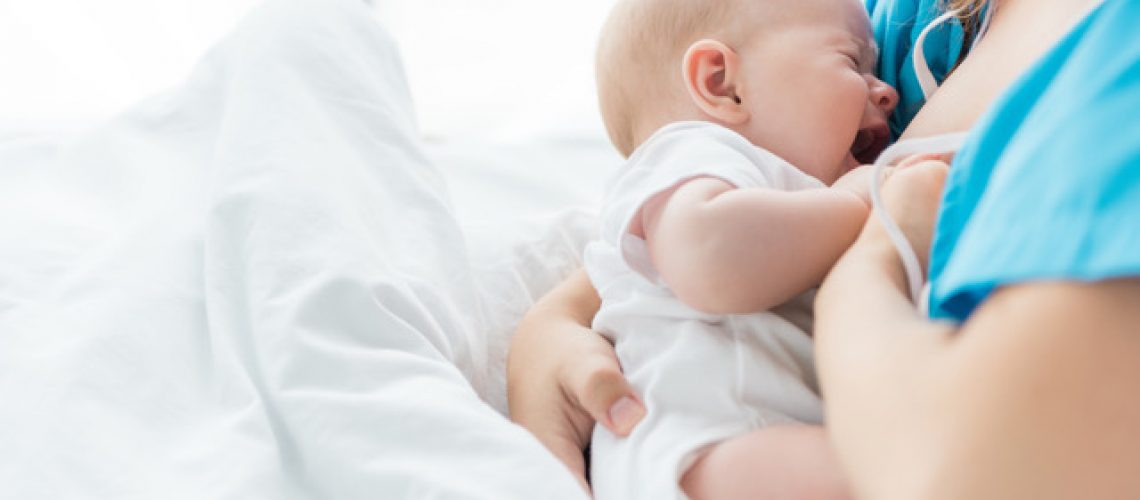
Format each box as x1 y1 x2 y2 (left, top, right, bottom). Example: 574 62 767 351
0 0 617 142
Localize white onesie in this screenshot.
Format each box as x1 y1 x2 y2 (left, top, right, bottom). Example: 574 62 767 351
585 121 827 500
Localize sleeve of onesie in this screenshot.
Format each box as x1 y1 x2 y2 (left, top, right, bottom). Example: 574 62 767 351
598 122 824 283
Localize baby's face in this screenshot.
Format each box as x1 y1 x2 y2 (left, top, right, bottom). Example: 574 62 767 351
733 0 896 185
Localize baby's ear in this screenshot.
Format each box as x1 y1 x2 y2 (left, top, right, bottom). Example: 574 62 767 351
681 39 748 125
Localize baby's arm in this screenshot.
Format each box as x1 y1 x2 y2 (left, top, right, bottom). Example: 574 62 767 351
681 425 852 500
641 172 870 314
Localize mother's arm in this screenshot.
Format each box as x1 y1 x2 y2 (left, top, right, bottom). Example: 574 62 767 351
815 162 1140 500
507 269 645 491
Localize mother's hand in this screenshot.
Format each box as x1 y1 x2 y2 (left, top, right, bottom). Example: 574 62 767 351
870 156 952 275
507 270 645 493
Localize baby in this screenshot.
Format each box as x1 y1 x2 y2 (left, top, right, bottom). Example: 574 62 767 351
584 0 897 498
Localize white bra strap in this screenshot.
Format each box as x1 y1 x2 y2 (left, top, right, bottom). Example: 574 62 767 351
972 4 995 52
873 132 970 167
912 9 962 100
870 132 971 309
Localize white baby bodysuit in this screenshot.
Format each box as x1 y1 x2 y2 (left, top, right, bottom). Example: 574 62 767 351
585 121 826 500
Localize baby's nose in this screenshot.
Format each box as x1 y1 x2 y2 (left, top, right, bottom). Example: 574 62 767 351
868 77 899 115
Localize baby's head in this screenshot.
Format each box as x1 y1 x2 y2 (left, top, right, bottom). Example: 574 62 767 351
597 0 897 184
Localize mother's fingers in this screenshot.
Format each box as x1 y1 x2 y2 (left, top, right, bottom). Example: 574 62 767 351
523 406 594 494
562 335 645 437
874 159 950 272
896 151 955 169
882 159 949 200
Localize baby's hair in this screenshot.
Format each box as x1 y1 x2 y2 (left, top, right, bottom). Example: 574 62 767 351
595 0 759 157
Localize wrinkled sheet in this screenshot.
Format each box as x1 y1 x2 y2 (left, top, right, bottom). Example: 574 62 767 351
0 0 599 497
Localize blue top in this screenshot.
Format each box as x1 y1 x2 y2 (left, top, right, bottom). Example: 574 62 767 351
923 0 1140 322
865 0 968 138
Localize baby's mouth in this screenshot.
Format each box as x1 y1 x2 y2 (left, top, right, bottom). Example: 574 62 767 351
850 122 890 165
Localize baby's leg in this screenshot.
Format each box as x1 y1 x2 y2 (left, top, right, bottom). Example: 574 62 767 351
680 425 852 500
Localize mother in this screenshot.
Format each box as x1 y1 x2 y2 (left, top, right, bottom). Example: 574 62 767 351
508 0 1140 497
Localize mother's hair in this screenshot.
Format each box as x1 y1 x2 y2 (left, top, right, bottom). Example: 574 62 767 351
948 0 990 23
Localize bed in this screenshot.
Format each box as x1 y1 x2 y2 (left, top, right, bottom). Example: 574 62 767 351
0 0 619 497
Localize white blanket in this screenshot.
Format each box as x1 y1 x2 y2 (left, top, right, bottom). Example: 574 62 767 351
0 0 597 497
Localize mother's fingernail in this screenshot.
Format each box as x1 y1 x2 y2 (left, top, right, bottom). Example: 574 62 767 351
608 396 645 434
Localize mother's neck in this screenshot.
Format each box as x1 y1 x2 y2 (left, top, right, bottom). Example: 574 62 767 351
983 0 1103 49
899 0 1103 141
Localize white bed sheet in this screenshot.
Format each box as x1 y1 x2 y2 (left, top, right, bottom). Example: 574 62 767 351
0 0 620 497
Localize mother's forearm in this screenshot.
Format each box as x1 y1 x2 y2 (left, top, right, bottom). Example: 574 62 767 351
817 228 1140 500
814 236 957 498
815 236 955 386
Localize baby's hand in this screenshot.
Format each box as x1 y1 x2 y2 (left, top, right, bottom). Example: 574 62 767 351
831 164 882 208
